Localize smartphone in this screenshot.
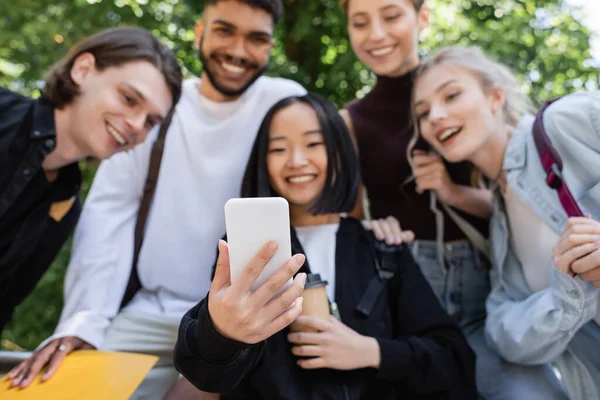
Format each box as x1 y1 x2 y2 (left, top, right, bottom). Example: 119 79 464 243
224 197 293 292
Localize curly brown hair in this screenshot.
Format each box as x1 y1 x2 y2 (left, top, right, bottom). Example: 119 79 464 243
44 27 182 109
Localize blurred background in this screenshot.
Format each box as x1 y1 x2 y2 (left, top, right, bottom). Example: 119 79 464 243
1 0 599 351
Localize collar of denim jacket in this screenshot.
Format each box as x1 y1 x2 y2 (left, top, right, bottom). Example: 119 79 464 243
502 114 533 172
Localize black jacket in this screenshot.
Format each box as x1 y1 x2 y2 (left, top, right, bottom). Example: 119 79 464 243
0 87 81 332
174 218 478 399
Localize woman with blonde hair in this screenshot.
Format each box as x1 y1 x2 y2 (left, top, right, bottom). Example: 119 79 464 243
339 0 567 398
411 44 600 400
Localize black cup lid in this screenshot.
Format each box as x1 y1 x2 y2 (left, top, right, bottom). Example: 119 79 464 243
304 273 328 289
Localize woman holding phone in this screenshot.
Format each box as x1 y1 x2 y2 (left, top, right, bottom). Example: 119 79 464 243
173 93 477 399
410 45 600 400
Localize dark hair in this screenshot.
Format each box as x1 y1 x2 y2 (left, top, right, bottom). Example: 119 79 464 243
339 0 424 15
44 27 182 109
241 94 359 215
205 0 283 24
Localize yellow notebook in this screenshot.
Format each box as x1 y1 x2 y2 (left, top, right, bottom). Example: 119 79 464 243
0 350 158 399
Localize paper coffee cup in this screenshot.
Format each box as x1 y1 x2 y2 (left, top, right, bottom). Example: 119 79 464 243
290 273 330 332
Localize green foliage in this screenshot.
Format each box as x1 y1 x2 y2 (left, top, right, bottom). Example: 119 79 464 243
1 0 598 349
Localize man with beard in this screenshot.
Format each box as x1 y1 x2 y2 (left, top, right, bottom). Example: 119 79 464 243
8 1 305 398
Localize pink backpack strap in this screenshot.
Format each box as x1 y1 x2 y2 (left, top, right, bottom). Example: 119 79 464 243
532 99 584 217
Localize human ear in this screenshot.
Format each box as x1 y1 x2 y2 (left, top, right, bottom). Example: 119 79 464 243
490 87 505 115
194 20 204 49
70 52 97 86
417 5 430 33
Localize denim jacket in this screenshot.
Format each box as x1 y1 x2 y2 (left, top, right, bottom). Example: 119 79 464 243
484 91 600 400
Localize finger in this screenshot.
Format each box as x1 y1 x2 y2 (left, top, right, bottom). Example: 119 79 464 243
361 220 372 231
297 357 327 369
580 265 600 282
261 297 304 339
415 176 441 193
7 360 27 379
374 219 394 245
554 235 600 258
291 345 325 357
233 241 279 294
262 272 307 316
212 240 232 290
384 216 403 245
370 221 385 241
412 153 438 167
18 346 56 388
252 254 305 305
562 222 600 240
400 230 415 244
565 217 600 229
293 315 331 332
555 242 600 274
287 331 325 345
571 248 600 275
41 340 74 381
413 163 441 179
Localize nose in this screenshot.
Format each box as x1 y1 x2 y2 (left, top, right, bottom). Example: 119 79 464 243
288 147 309 168
429 103 448 123
229 37 248 60
369 20 386 41
126 112 147 135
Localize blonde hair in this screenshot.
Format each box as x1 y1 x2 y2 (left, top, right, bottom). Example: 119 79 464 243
407 45 534 175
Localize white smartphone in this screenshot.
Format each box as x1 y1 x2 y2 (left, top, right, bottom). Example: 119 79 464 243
224 197 293 292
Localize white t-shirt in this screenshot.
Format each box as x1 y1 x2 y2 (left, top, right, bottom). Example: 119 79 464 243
53 76 306 347
504 183 600 325
128 77 306 317
295 223 340 301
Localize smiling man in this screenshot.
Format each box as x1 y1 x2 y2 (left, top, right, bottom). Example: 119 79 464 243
7 1 305 399
0 27 181 335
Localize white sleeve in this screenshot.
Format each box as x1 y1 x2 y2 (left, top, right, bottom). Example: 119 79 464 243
38 132 156 350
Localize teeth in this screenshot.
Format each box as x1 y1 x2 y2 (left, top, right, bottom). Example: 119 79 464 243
288 175 316 183
107 124 127 145
370 46 394 57
439 128 460 142
221 62 246 74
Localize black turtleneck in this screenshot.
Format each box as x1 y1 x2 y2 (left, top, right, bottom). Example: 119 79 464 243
346 71 488 241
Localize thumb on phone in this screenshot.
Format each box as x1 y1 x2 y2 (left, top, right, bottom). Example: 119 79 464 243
212 240 231 289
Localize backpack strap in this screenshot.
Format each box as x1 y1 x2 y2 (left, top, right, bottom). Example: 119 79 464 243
120 109 175 309
355 233 400 317
533 99 584 218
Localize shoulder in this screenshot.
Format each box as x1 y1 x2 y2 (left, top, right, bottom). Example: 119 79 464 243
0 87 32 115
543 91 600 152
252 76 306 99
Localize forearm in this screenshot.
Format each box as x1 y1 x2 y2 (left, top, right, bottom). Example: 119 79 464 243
445 185 492 219
173 298 264 394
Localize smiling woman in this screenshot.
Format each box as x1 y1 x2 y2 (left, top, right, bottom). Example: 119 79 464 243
173 93 479 399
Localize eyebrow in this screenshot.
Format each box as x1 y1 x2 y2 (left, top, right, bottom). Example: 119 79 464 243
126 84 166 122
212 19 272 38
269 130 323 142
350 5 399 18
414 80 458 108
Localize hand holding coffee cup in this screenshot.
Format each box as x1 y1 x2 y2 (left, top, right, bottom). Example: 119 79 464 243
290 273 331 332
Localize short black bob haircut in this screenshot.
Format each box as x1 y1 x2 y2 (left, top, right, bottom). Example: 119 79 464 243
241 93 360 215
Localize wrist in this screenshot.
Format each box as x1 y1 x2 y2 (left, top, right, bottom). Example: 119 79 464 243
362 336 381 369
440 183 462 206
